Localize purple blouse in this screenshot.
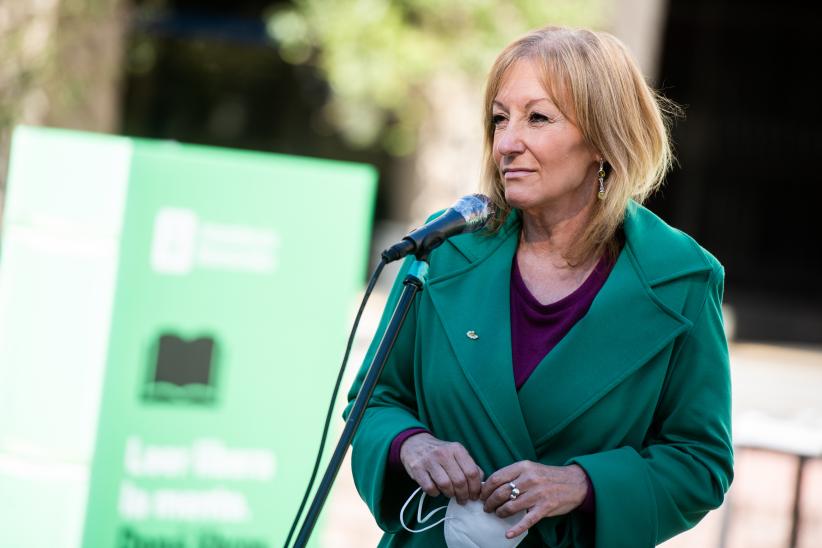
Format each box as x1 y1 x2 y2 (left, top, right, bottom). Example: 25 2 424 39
510 253 613 389
388 252 615 514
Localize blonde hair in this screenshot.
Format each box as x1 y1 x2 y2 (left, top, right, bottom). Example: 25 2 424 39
480 26 680 264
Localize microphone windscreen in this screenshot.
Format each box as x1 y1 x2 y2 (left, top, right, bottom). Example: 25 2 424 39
451 194 496 233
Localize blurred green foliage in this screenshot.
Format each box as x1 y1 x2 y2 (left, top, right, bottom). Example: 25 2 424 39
266 0 603 155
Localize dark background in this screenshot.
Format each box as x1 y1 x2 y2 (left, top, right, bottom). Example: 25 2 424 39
649 0 822 342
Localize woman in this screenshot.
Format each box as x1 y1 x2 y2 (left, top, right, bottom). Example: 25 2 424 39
345 26 733 547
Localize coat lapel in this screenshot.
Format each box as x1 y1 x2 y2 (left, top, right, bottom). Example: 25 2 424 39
516 242 690 450
425 218 537 462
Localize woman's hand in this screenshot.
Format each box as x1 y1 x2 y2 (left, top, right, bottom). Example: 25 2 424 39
399 433 484 504
480 461 589 539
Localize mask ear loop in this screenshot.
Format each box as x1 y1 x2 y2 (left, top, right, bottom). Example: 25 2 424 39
400 486 448 533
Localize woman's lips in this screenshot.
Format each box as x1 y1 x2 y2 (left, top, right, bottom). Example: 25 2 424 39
503 169 536 180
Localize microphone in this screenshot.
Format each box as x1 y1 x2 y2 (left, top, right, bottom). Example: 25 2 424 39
381 194 496 263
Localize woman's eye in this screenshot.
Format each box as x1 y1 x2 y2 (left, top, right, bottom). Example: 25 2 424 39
491 114 507 127
529 112 551 123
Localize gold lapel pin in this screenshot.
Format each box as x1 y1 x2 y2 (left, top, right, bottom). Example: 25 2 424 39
466 330 479 340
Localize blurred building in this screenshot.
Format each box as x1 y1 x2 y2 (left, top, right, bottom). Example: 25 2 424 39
647 0 822 345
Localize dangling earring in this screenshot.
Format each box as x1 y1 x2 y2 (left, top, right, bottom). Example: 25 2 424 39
597 160 607 200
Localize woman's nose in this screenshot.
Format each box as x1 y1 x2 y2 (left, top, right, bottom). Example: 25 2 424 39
495 126 526 156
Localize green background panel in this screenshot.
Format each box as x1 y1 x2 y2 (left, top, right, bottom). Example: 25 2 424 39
0 127 377 548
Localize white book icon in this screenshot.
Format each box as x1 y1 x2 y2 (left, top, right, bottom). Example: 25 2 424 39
150 208 198 275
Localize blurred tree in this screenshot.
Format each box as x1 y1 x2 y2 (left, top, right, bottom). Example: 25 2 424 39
266 0 603 220
0 0 126 224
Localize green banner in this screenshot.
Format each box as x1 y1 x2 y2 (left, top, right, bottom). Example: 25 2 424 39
0 126 377 547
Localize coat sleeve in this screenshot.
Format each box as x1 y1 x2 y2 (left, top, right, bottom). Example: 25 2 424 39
343 256 428 533
568 265 734 547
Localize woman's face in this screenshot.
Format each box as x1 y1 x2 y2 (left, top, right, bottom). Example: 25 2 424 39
492 60 599 214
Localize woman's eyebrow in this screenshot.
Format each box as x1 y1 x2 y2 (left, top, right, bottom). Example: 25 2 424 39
492 97 553 110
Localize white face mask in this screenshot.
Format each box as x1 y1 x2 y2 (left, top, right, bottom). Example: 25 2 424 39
400 486 529 548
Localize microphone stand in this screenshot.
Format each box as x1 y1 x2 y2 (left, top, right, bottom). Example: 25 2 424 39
291 255 430 548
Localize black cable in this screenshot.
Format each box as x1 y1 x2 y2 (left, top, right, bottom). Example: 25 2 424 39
283 258 387 548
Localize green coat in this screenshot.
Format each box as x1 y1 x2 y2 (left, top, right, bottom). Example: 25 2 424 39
345 203 733 547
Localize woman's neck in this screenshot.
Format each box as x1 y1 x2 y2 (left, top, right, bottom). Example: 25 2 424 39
518 199 596 268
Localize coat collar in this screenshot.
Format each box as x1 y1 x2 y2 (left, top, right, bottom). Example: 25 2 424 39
424 202 711 459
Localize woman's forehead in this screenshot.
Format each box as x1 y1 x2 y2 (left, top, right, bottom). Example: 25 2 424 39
494 59 567 109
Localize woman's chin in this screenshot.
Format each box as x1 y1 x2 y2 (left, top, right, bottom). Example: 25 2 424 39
504 190 547 211
503 188 530 209
504 187 595 214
